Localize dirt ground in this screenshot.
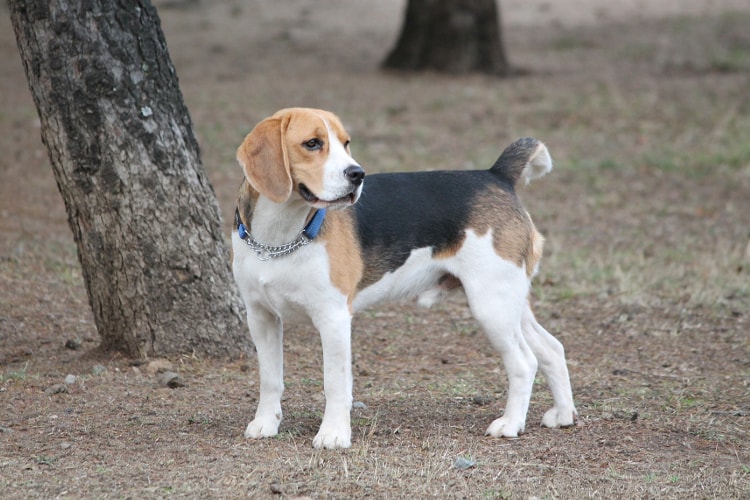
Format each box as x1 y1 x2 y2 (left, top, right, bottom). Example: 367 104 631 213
1 0 749 498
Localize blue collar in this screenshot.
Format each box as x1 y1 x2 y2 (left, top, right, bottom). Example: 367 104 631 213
301 208 327 239
237 208 327 240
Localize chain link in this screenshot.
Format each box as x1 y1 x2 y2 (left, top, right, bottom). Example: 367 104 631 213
243 231 311 261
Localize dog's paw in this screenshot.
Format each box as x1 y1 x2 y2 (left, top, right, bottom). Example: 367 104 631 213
244 415 281 439
312 427 351 449
485 417 525 438
541 406 578 429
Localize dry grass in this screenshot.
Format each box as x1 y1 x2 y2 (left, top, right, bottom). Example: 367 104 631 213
1 1 749 498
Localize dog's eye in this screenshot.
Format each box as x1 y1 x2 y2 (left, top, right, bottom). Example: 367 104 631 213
303 138 322 151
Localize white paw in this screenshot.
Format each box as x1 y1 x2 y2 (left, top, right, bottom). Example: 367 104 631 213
541 406 578 428
244 414 281 439
485 416 525 438
312 426 351 449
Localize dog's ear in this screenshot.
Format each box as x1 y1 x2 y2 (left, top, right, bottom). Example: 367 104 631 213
236 115 292 203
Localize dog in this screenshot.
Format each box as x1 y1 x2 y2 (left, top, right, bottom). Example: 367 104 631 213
232 107 577 449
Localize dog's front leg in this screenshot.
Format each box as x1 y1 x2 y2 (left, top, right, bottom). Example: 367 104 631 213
312 311 353 449
245 307 285 439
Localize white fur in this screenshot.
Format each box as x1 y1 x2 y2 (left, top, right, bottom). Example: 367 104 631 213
354 231 541 436
444 231 535 436
311 115 363 209
353 247 445 311
234 112 362 449
233 233 354 447
522 142 554 185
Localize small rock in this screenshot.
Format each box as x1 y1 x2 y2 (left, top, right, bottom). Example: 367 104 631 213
0 426 14 434
60 441 72 450
472 395 491 406
352 401 367 409
453 456 477 470
146 359 173 375
64 338 82 350
45 384 68 396
269 480 283 494
158 371 185 388
64 374 77 385
92 364 107 376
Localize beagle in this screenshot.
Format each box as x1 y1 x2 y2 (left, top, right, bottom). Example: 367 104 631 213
232 107 577 449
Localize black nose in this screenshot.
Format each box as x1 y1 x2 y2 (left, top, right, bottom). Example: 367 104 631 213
344 165 365 186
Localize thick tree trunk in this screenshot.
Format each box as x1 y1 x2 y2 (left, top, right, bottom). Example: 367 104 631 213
383 0 511 76
9 0 250 358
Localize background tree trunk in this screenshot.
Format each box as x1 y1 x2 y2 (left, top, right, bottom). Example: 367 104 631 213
9 0 250 358
383 0 511 75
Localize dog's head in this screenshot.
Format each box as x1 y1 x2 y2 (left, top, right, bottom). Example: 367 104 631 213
237 108 364 209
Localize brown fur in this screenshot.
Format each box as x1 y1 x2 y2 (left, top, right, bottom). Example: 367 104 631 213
467 185 537 272
236 108 353 204
320 211 365 311
526 226 545 277
237 116 293 203
236 179 260 229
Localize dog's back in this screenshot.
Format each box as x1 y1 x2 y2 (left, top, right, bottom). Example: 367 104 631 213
351 137 550 291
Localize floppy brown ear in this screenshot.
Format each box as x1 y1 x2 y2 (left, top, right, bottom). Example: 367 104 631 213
236 115 292 203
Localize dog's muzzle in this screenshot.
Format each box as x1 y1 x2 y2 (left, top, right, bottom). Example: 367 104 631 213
298 165 365 208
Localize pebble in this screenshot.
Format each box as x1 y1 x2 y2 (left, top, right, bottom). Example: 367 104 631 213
453 456 477 470
158 371 185 388
64 338 82 350
352 401 367 409
92 364 107 376
64 374 77 385
269 481 283 494
472 395 492 406
45 384 68 396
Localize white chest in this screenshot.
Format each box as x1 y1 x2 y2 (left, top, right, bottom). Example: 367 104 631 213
232 234 344 323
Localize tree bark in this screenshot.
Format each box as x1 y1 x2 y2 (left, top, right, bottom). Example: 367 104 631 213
383 0 511 76
9 0 250 358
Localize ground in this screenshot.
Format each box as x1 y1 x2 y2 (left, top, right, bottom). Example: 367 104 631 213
1 0 749 498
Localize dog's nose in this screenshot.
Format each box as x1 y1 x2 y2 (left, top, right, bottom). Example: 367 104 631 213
344 165 365 186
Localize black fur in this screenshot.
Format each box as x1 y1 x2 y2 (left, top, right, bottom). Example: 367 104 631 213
352 170 510 278
351 138 540 281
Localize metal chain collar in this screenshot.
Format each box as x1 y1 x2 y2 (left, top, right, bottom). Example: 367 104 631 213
237 208 326 261
242 230 311 261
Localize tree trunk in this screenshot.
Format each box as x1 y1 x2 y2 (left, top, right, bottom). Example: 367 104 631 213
8 0 250 358
383 0 511 76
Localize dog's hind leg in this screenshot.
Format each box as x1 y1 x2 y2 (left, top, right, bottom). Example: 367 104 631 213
460 258 538 438
521 303 577 428
244 307 285 439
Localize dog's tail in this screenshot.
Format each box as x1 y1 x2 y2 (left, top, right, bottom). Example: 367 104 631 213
489 137 553 186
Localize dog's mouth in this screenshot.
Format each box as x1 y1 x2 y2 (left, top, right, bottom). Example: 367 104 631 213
298 183 360 208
